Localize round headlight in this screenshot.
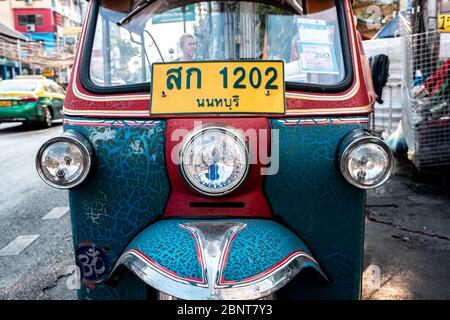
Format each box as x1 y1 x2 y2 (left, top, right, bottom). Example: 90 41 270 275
179 126 249 196
36 131 93 189
340 132 394 189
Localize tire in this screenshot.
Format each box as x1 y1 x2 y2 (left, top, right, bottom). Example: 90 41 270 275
42 107 53 128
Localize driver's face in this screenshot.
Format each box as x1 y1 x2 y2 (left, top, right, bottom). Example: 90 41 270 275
183 38 196 57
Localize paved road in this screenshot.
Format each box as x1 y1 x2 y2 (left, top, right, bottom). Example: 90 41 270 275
0 122 449 300
363 159 450 300
0 122 76 299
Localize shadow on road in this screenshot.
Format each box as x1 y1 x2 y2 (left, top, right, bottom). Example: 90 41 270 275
0 122 62 135
363 157 450 299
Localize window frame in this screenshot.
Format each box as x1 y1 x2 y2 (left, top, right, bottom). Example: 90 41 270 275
18 15 28 26
18 14 43 26
80 0 354 95
35 15 44 26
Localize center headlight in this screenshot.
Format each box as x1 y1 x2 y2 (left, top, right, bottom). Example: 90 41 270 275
179 126 250 196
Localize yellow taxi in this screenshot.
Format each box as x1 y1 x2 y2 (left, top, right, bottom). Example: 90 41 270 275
0 75 65 127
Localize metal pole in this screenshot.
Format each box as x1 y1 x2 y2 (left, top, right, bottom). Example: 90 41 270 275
427 0 438 31
17 40 22 75
103 17 111 86
426 0 440 75
57 37 63 82
182 6 187 33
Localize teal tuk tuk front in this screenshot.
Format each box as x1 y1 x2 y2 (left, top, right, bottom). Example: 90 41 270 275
36 0 393 300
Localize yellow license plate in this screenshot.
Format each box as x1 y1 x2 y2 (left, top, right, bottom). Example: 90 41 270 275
0 101 12 107
439 15 450 33
150 61 285 115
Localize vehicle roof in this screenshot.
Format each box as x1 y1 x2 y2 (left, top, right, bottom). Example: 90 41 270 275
373 15 400 40
13 75 47 80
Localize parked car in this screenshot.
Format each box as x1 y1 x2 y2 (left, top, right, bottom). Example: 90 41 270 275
372 15 401 39
0 75 65 127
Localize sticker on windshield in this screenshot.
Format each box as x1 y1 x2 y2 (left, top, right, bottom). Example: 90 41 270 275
296 18 339 75
297 43 339 75
296 18 330 43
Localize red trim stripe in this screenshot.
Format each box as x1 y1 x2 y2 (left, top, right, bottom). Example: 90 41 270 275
129 249 207 285
219 250 316 286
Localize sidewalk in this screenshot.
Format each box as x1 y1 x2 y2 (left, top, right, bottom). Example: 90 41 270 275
363 157 450 299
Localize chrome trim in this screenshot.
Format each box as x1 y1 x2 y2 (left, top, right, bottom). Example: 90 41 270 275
157 292 180 300
157 291 277 300
178 125 250 197
339 130 394 190
110 222 327 300
35 130 94 189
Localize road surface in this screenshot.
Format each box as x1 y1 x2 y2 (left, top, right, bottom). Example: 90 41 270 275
0 122 75 299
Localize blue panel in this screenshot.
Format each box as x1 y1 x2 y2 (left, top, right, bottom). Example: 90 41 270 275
375 15 400 39
125 219 323 286
222 220 315 282
264 119 367 299
27 32 56 50
65 118 170 300
77 271 147 300
127 220 203 280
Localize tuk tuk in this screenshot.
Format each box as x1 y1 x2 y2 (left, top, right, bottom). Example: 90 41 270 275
35 0 393 300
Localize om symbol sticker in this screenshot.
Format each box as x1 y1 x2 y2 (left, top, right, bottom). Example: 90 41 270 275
75 243 108 283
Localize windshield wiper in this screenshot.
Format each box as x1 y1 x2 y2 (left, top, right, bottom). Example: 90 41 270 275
117 0 156 27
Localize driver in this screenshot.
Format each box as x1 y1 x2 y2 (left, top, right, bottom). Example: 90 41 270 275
178 33 197 61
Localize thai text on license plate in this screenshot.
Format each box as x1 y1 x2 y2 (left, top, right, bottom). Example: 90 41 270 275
150 61 285 115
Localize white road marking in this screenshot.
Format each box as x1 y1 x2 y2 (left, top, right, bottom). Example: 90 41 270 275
0 235 40 256
42 207 69 220
408 196 445 205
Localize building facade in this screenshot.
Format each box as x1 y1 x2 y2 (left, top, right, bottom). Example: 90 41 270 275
0 0 84 52
0 1 15 29
0 21 27 80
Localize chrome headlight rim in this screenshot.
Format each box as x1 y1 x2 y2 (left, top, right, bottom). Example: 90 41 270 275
340 133 394 190
178 125 250 197
35 131 93 189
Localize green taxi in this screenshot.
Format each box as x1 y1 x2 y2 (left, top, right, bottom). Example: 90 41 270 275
0 76 65 128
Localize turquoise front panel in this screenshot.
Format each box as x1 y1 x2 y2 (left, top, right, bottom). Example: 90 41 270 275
264 119 367 300
124 219 324 286
127 220 204 281
222 219 321 282
65 118 171 300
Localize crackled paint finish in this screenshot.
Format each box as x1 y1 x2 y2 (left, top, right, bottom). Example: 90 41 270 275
77 271 147 300
264 119 367 299
124 219 322 287
127 220 203 281
65 118 170 300
222 220 318 282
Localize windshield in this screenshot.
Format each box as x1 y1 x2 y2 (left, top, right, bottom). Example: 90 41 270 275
89 0 347 89
0 80 39 92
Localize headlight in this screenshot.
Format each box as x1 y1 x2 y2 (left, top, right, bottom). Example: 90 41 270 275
36 131 93 189
339 130 394 189
179 126 249 196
